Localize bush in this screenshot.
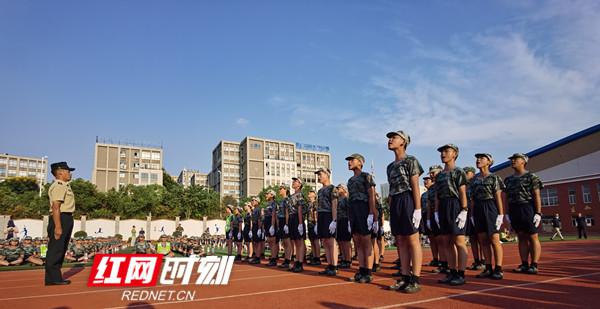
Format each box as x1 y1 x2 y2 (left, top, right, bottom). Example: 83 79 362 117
73 231 87 238
114 233 123 240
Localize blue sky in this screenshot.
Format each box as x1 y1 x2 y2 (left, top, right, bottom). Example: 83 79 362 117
1 0 599 186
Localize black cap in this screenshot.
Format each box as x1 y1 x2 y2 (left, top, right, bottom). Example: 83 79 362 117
51 161 75 173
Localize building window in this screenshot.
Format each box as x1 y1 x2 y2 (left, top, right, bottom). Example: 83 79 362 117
0 158 7 165
19 171 27 177
19 161 27 168
141 152 151 159
9 160 17 167
541 188 558 207
119 173 125 178
151 153 161 160
8 170 16 176
0 167 5 175
568 187 576 205
582 184 592 204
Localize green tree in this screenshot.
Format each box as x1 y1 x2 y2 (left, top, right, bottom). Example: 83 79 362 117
0 177 38 194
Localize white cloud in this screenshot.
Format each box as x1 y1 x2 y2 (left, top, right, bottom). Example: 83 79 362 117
336 0 600 149
235 118 249 126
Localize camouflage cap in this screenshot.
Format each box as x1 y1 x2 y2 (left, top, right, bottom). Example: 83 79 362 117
336 183 348 192
291 177 303 184
226 204 234 211
314 167 331 175
278 183 290 190
251 196 261 203
508 153 529 163
266 189 276 196
475 153 494 165
429 165 443 173
345 153 365 164
386 130 411 146
423 176 431 180
160 234 168 238
8 237 19 242
24 236 32 241
86 236 93 240
437 143 459 155
34 237 41 241
463 166 476 174
75 237 83 241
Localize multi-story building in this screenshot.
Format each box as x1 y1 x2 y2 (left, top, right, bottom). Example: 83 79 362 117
209 141 241 198
0 153 48 186
209 137 331 199
177 169 208 188
92 139 163 192
491 124 600 235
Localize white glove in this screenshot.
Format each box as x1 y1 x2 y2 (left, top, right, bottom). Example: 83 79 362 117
284 225 289 234
367 214 374 230
372 221 379 233
249 231 253 239
237 232 241 239
427 219 431 230
533 213 542 228
314 224 318 235
257 229 262 238
434 212 440 226
495 215 504 231
269 226 275 236
412 209 422 229
505 215 511 224
379 225 384 235
470 216 475 227
329 221 336 234
228 231 232 238
456 209 468 229
348 223 352 234
298 224 304 236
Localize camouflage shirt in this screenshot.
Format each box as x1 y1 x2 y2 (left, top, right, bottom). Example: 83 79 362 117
135 241 152 254
277 198 289 219
435 168 468 200
288 191 306 216
427 185 437 212
21 245 39 258
386 156 424 196
2 246 24 261
470 173 504 201
243 212 251 227
504 172 544 204
70 244 86 257
337 197 349 219
376 201 384 224
190 244 203 255
348 172 376 202
231 214 242 231
421 191 429 215
264 200 276 219
251 206 262 225
317 184 338 213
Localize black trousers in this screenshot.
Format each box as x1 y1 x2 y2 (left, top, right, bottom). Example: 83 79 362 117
578 227 587 239
45 213 74 283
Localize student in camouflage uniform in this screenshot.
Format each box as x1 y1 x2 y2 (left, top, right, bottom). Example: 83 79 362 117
385 130 424 293
472 153 505 280
315 168 338 276
504 153 543 275
426 165 446 274
464 166 485 271
189 238 205 257
66 238 87 262
242 202 253 262
21 236 44 266
345 153 378 284
264 190 279 266
306 190 321 266
225 206 234 256
371 193 385 273
231 206 243 260
277 184 292 268
335 184 352 269
287 177 307 273
0 238 24 266
434 144 469 286
249 196 264 264
135 235 154 254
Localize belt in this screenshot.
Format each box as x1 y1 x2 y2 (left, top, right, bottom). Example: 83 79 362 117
61 212 73 216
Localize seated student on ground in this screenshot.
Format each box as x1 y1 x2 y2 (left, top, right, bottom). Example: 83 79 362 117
21 236 44 266
66 237 88 262
135 235 155 254
0 238 25 266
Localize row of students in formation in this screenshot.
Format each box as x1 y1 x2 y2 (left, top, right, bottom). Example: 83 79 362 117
223 130 543 294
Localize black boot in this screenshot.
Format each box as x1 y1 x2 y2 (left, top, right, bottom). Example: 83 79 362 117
388 275 409 291
402 275 421 293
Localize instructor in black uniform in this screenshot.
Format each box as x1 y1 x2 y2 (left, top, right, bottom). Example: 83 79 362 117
45 162 76 286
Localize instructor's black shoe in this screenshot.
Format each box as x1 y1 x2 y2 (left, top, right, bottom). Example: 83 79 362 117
359 274 373 283
437 273 453 284
267 258 277 267
278 260 290 269
45 280 71 286
291 262 304 273
348 272 362 282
